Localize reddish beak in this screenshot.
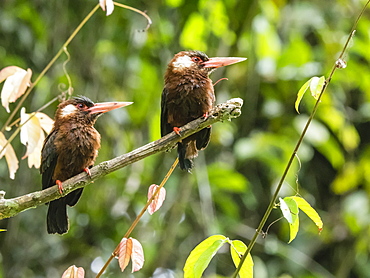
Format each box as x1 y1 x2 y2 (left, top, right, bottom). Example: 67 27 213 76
202 57 247 68
88 101 133 114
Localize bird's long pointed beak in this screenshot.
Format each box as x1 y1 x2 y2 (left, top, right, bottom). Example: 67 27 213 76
88 101 133 114
202 57 247 68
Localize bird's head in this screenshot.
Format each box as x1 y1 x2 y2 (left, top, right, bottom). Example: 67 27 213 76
166 50 247 77
55 96 133 126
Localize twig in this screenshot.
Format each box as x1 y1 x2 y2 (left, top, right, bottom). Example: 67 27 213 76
95 158 178 278
231 1 370 277
0 98 243 219
113 2 152 31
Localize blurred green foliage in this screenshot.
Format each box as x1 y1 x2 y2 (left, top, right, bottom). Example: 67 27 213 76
1 0 370 277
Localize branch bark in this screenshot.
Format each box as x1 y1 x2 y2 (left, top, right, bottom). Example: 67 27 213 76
0 98 243 219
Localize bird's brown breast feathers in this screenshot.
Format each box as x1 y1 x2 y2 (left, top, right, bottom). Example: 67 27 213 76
52 124 100 181
164 72 215 127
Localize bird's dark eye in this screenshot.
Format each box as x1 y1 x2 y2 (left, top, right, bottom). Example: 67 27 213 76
76 103 85 109
192 57 201 63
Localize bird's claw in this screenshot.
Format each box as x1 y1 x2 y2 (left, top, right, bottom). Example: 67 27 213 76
173 127 181 136
84 168 92 177
202 112 209 119
56 180 63 195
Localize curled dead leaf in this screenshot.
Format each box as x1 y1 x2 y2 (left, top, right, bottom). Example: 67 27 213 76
20 108 53 168
99 0 114 16
0 66 32 112
117 237 145 273
118 237 132 272
147 184 166 215
61 265 85 278
0 132 19 179
130 238 144 273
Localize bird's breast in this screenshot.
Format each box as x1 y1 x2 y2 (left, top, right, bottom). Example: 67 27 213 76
53 125 101 181
165 74 215 127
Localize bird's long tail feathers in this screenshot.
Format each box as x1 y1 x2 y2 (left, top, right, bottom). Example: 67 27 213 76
178 141 196 172
47 199 68 234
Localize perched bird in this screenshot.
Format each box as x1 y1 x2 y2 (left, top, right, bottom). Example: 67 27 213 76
161 50 246 171
40 96 132 234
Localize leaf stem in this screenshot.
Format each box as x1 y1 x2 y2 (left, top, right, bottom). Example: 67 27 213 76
113 2 152 31
231 1 370 277
95 158 179 278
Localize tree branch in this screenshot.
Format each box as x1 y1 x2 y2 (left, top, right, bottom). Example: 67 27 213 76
0 98 243 219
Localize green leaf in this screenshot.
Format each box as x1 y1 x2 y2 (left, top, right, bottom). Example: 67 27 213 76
183 235 227 278
295 78 311 114
291 196 323 233
295 76 325 113
230 240 254 278
281 197 299 243
309 76 325 100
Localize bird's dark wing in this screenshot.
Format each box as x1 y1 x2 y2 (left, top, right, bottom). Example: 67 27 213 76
196 127 211 150
40 130 58 190
161 88 173 137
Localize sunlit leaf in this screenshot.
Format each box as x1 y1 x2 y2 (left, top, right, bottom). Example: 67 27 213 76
20 108 42 167
295 78 310 114
279 197 293 223
35 112 54 134
281 197 299 243
118 237 132 272
0 67 32 112
291 196 323 233
61 265 85 278
184 235 227 278
20 109 53 168
0 66 22 83
309 76 325 100
147 184 166 215
130 238 145 273
99 0 114 16
0 132 19 179
230 240 253 278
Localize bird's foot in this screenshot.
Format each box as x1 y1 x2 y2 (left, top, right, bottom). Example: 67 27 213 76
202 112 209 119
173 127 181 136
84 168 92 177
56 180 63 195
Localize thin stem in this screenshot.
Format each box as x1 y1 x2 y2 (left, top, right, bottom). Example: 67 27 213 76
95 158 179 278
232 1 370 277
113 2 152 31
1 4 100 133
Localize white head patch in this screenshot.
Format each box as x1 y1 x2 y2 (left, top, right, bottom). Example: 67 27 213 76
60 104 78 117
172 55 193 71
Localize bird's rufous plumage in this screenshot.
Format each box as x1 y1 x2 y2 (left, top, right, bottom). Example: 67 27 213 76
40 96 132 234
161 51 246 171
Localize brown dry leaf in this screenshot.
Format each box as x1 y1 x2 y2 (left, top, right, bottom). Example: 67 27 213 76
130 238 145 273
99 0 114 16
147 184 166 215
61 265 85 278
0 66 32 112
0 132 19 179
118 237 132 272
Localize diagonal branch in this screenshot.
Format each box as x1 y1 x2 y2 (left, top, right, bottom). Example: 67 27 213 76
0 98 243 220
